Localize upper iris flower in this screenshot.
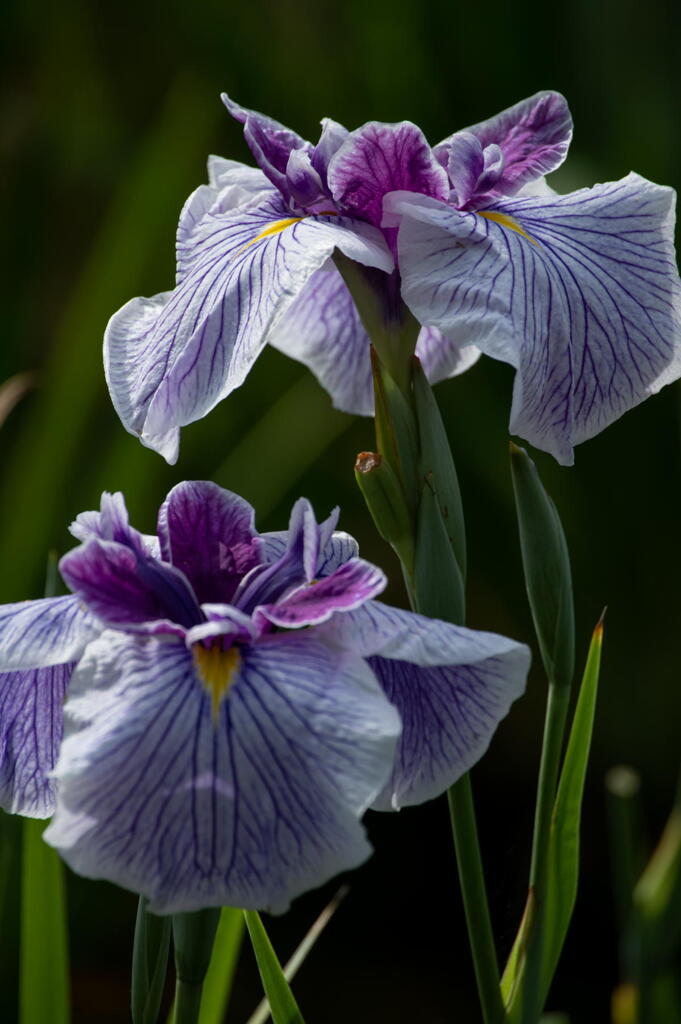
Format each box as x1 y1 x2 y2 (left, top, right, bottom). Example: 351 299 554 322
0 482 528 913
106 91 681 466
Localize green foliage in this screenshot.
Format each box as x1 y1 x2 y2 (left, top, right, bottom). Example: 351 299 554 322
412 358 466 579
503 619 603 1019
197 909 244 1024
243 911 306 1024
20 819 70 1024
509 443 575 689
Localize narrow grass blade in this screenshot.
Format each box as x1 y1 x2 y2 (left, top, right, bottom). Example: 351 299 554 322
541 615 604 1000
196 908 244 1024
243 911 305 1024
247 887 348 1024
503 617 603 1018
20 818 70 1024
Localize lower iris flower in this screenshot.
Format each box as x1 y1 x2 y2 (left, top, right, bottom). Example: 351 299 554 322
0 482 529 912
105 92 681 466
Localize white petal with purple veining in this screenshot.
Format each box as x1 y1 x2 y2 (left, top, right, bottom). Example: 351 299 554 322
0 662 75 817
389 174 681 463
319 601 530 809
105 193 393 464
269 266 479 415
0 595 99 672
45 630 399 913
260 529 359 576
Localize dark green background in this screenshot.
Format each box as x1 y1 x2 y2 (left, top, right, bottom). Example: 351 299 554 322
2 0 680 1020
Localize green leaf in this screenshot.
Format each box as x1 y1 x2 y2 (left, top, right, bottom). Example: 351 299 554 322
541 616 604 999
247 886 348 1024
370 349 420 512
20 818 70 1024
509 443 575 689
131 897 171 1024
503 618 603 1019
413 478 465 625
412 358 466 579
197 908 244 1024
243 911 305 1024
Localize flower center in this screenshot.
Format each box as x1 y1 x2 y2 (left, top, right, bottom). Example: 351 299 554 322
192 642 241 723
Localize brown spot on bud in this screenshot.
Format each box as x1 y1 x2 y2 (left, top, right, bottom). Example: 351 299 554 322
355 451 382 474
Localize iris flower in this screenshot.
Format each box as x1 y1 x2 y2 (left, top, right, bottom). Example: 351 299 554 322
0 482 528 912
106 92 681 466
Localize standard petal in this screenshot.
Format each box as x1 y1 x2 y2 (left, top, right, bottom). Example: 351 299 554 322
319 601 530 809
0 595 99 671
269 266 479 414
157 482 262 604
221 94 312 199
104 193 393 463
0 662 74 817
233 498 339 612
436 91 573 199
45 631 399 913
69 491 159 557
390 175 681 463
59 538 201 632
327 121 449 227
260 528 359 576
256 557 386 629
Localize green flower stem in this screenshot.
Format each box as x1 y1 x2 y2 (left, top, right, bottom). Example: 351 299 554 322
173 980 204 1024
361 339 502 1024
448 778 506 1024
172 909 220 1024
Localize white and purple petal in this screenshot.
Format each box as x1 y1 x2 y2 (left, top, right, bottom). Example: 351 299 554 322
45 630 400 913
436 91 572 200
256 557 386 629
0 595 99 672
157 482 262 604
319 601 530 809
221 95 313 201
328 121 449 227
269 266 479 416
389 174 681 464
0 662 75 817
70 491 159 558
260 528 360 577
105 192 393 464
233 499 339 612
59 539 201 633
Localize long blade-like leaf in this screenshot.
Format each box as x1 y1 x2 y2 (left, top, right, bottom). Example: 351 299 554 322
247 887 348 1024
541 615 604 1000
197 908 244 1024
20 819 70 1024
243 911 305 1024
503 617 603 1018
